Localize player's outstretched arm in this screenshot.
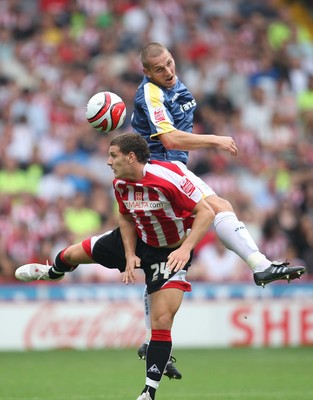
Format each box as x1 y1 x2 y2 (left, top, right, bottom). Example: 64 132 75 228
160 130 238 156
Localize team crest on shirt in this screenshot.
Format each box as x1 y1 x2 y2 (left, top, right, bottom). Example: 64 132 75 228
154 107 166 123
180 177 196 197
135 192 142 201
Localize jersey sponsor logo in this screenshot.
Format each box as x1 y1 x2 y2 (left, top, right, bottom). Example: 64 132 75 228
180 177 196 197
180 99 196 112
171 92 180 103
154 107 166 123
123 200 163 210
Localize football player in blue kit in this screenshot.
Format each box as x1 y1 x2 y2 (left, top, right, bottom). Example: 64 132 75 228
131 42 306 381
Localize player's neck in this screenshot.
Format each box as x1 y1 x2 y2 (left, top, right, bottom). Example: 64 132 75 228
124 163 145 182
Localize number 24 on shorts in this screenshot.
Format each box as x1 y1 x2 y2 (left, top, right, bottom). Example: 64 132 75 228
151 262 171 281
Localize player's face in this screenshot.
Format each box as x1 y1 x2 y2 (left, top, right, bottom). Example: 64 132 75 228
144 50 176 88
107 145 133 179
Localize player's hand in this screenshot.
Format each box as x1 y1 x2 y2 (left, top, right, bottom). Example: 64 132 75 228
166 248 190 272
216 136 238 156
122 255 141 285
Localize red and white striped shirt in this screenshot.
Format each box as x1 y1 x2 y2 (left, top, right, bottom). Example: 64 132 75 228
113 160 203 247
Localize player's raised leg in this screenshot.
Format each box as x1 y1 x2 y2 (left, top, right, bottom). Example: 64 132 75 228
211 206 306 287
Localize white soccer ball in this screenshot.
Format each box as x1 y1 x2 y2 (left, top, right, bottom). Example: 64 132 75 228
86 91 126 133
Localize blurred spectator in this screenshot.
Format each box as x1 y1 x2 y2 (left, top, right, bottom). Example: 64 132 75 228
230 110 262 167
0 155 31 195
297 74 313 138
89 185 117 229
63 192 102 240
37 123 66 167
48 135 93 193
248 52 280 98
259 214 290 262
288 56 308 95
4 221 39 266
86 134 115 188
263 112 297 155
272 76 298 126
37 163 77 201
236 156 277 214
0 245 15 282
6 114 36 165
190 237 249 282
241 85 274 145
201 77 235 124
199 152 237 201
267 7 312 52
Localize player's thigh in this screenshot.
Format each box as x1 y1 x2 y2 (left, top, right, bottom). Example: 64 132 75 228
150 288 184 330
90 228 126 271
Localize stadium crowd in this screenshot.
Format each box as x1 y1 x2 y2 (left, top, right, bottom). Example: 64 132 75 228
1 0 313 283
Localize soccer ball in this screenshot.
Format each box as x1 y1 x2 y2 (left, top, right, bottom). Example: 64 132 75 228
86 91 126 133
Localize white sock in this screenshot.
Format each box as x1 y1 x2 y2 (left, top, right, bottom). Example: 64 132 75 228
213 211 272 272
143 285 151 343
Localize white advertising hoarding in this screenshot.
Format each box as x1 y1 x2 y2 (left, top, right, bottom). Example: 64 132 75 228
1 298 312 350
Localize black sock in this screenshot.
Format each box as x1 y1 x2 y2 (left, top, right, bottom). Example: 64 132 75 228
48 269 64 279
48 250 78 279
141 329 172 399
146 339 172 380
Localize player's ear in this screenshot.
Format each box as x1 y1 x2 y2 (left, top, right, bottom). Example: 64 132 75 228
127 152 136 163
143 68 151 78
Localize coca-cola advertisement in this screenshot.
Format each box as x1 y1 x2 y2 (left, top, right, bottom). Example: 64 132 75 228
1 301 146 350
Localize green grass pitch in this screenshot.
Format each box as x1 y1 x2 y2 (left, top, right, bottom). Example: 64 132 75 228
1 347 312 400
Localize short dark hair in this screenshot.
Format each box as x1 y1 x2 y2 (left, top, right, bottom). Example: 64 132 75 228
110 133 150 163
141 42 168 69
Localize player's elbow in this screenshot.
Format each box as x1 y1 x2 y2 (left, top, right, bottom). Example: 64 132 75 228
160 131 180 150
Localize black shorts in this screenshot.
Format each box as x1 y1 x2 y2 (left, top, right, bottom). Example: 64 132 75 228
86 228 192 294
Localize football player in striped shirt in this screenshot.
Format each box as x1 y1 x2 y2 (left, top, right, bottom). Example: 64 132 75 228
15 133 216 400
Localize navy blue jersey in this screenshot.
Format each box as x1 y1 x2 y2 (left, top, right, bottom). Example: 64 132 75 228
131 76 196 164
